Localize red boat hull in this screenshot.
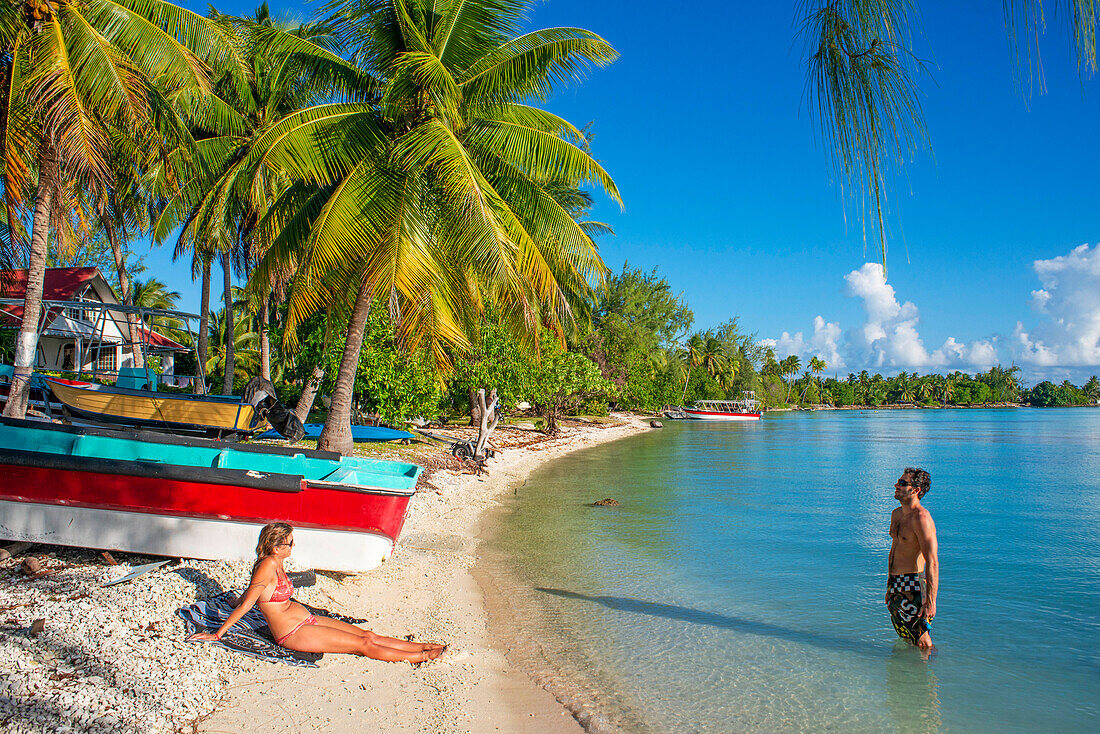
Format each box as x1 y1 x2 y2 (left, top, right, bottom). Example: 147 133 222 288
0 463 411 540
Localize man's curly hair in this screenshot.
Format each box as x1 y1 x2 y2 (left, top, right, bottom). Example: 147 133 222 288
904 467 931 499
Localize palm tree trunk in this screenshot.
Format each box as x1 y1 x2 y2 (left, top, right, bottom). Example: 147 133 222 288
259 291 271 381
4 142 57 419
221 251 235 395
293 366 324 423
194 257 211 395
318 278 371 456
106 227 144 369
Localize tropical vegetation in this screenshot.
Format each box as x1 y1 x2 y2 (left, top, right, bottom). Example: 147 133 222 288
1 1 1096 446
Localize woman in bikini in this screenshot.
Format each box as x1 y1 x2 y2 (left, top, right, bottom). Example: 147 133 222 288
186 522 446 663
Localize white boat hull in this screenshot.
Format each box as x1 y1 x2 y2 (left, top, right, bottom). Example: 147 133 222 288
683 409 761 421
0 500 396 573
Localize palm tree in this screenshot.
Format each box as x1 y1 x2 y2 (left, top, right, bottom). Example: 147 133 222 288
699 337 726 378
679 334 706 403
1083 375 1099 402
129 276 187 344
0 0 236 417
898 375 918 404
803 356 826 402
716 361 739 394
941 375 956 406
205 306 259 388
780 354 802 404
154 5 362 398
244 0 621 454
132 278 182 314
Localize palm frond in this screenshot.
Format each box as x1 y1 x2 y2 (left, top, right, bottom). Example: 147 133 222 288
466 116 621 205
457 27 618 103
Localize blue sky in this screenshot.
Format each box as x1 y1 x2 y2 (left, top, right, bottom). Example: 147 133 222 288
149 1 1100 382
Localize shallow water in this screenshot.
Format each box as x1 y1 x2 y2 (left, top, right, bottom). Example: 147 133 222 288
485 409 1100 732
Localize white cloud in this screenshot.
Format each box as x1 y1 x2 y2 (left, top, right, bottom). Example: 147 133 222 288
764 245 1100 379
1010 244 1100 367
839 263 971 370
761 316 844 367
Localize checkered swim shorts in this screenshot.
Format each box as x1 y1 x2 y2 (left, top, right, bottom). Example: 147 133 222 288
887 572 932 644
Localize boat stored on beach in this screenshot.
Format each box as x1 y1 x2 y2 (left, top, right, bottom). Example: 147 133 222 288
682 392 763 421
46 377 261 438
0 418 420 572
255 423 416 443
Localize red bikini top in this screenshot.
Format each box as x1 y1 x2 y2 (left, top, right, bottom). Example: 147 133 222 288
265 569 293 603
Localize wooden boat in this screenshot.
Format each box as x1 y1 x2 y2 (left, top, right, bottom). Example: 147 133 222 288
255 423 416 442
683 392 763 421
0 418 420 572
46 378 259 438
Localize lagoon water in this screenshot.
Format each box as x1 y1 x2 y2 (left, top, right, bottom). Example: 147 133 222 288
484 409 1100 732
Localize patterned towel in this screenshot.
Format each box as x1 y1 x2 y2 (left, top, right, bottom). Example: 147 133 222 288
176 591 368 668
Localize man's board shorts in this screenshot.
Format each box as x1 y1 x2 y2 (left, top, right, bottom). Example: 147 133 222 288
887 572 932 644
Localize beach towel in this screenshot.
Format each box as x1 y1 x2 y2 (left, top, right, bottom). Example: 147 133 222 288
176 591 368 668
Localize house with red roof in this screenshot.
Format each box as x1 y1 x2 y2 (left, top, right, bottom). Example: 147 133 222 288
0 267 188 382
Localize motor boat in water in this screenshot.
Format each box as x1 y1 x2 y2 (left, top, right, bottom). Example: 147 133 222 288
0 417 420 572
682 392 763 421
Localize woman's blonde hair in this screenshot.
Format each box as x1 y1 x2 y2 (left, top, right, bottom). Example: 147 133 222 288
255 522 293 560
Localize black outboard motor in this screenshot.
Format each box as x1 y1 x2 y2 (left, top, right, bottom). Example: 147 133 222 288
243 377 306 442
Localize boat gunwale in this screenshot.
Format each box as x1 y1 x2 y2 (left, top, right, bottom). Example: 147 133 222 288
49 401 256 439
46 379 257 434
0 416 337 460
46 377 245 404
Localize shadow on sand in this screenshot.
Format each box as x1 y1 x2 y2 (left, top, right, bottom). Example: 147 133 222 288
536 587 886 658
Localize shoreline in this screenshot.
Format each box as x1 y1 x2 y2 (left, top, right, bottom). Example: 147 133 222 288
196 414 651 733
0 415 650 733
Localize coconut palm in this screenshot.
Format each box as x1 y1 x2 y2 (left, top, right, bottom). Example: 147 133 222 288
153 5 364 397
699 337 727 378
941 374 956 406
716 361 739 394
678 334 706 403
0 0 245 417
205 306 259 387
1083 375 1099 402
244 0 620 454
802 355 826 401
780 354 802 404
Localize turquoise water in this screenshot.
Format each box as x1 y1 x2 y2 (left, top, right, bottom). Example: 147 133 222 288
486 409 1100 732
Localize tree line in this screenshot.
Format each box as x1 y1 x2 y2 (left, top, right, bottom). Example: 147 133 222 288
3 1 1093 453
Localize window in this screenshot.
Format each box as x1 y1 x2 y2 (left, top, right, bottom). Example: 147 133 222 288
94 346 116 372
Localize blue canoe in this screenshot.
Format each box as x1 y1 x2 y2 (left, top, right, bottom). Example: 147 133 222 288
256 423 416 442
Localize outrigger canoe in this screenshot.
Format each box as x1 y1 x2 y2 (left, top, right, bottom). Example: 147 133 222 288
0 418 420 572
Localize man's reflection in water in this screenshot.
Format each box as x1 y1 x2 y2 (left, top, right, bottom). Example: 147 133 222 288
886 642 942 733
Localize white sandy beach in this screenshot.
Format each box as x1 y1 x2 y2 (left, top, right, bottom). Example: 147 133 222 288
198 415 648 734
0 414 649 734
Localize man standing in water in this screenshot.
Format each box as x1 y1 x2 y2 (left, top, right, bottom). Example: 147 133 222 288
886 467 938 652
